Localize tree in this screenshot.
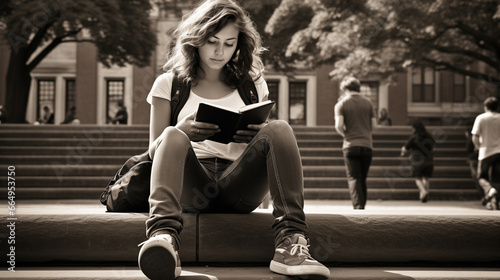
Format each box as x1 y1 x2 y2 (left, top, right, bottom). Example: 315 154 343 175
265 0 500 90
0 0 157 123
242 0 310 71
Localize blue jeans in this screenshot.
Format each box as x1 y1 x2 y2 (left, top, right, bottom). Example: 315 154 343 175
343 146 373 209
146 120 306 246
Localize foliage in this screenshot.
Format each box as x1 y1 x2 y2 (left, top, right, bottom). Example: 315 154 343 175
265 0 500 84
2 0 157 69
1 0 157 122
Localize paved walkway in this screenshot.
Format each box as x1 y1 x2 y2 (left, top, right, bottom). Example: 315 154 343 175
6 199 499 216
3 266 500 280
301 199 500 216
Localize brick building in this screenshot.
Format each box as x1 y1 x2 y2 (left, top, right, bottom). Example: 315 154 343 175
1 6 497 126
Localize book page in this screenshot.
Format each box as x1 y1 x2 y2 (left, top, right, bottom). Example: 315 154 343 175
238 100 274 113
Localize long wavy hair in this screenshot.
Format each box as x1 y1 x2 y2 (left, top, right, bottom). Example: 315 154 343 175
412 120 432 139
163 0 265 87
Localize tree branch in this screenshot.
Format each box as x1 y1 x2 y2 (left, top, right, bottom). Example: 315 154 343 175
422 57 500 86
431 45 499 71
60 38 95 44
25 19 57 62
455 21 500 58
27 28 83 71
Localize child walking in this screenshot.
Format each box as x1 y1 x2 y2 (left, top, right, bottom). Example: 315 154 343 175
138 0 330 279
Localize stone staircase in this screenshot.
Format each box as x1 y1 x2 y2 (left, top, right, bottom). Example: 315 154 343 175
0 124 479 201
1 124 499 280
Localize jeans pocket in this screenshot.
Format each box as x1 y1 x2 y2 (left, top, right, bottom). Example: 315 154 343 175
234 199 261 214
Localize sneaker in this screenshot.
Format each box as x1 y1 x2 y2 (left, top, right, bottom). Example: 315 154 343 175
484 188 497 209
486 188 497 200
270 233 330 279
138 234 181 280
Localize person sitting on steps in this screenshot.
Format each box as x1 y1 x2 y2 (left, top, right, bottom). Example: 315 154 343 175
137 0 330 279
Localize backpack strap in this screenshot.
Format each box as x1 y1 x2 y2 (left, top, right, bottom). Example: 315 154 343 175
170 76 191 126
169 76 258 125
237 79 258 105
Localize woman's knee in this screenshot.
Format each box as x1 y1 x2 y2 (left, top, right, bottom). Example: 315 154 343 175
150 127 190 159
261 120 294 139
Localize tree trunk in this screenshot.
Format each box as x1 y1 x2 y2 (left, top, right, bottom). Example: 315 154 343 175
4 49 32 123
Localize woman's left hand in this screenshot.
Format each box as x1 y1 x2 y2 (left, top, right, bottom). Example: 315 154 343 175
233 123 267 143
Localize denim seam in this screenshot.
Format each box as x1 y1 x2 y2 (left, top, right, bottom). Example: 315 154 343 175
267 135 290 217
216 134 291 219
218 136 265 182
174 142 192 203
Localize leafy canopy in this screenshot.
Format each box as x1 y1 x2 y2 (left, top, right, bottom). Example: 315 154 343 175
1 0 157 69
265 0 500 84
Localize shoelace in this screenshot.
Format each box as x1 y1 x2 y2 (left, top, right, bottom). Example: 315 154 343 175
138 235 171 247
289 243 312 258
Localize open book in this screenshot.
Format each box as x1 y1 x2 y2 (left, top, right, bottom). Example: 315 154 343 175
195 100 275 144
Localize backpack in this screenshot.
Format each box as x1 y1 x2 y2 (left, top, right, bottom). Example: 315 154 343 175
100 76 258 212
170 75 258 126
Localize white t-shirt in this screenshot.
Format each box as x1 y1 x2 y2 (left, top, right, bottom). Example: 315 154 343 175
471 111 500 160
147 72 269 161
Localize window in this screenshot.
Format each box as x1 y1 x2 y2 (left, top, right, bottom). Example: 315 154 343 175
267 80 279 120
37 79 55 123
106 79 125 124
65 79 76 115
412 67 435 102
453 73 466 102
289 81 307 125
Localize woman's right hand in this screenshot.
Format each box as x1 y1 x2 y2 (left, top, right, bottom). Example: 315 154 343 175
175 111 220 141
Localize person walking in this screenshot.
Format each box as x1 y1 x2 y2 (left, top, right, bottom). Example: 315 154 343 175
334 76 377 209
471 96 500 210
401 120 435 202
137 1 330 279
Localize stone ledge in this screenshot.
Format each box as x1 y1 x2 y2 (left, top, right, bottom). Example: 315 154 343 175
1 202 499 265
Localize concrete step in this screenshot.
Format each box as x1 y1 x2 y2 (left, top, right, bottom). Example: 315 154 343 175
3 175 475 189
301 156 470 166
1 200 499 266
304 177 475 189
4 266 500 279
0 138 466 149
297 139 466 149
0 186 480 200
0 129 150 139
0 124 476 201
3 174 475 190
304 165 472 178
304 188 481 200
0 146 147 156
0 124 149 131
299 147 467 157
1 146 467 157
1 155 470 166
0 155 131 165
0 138 149 147
0 164 472 179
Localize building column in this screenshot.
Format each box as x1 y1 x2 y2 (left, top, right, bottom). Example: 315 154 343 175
75 34 98 124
